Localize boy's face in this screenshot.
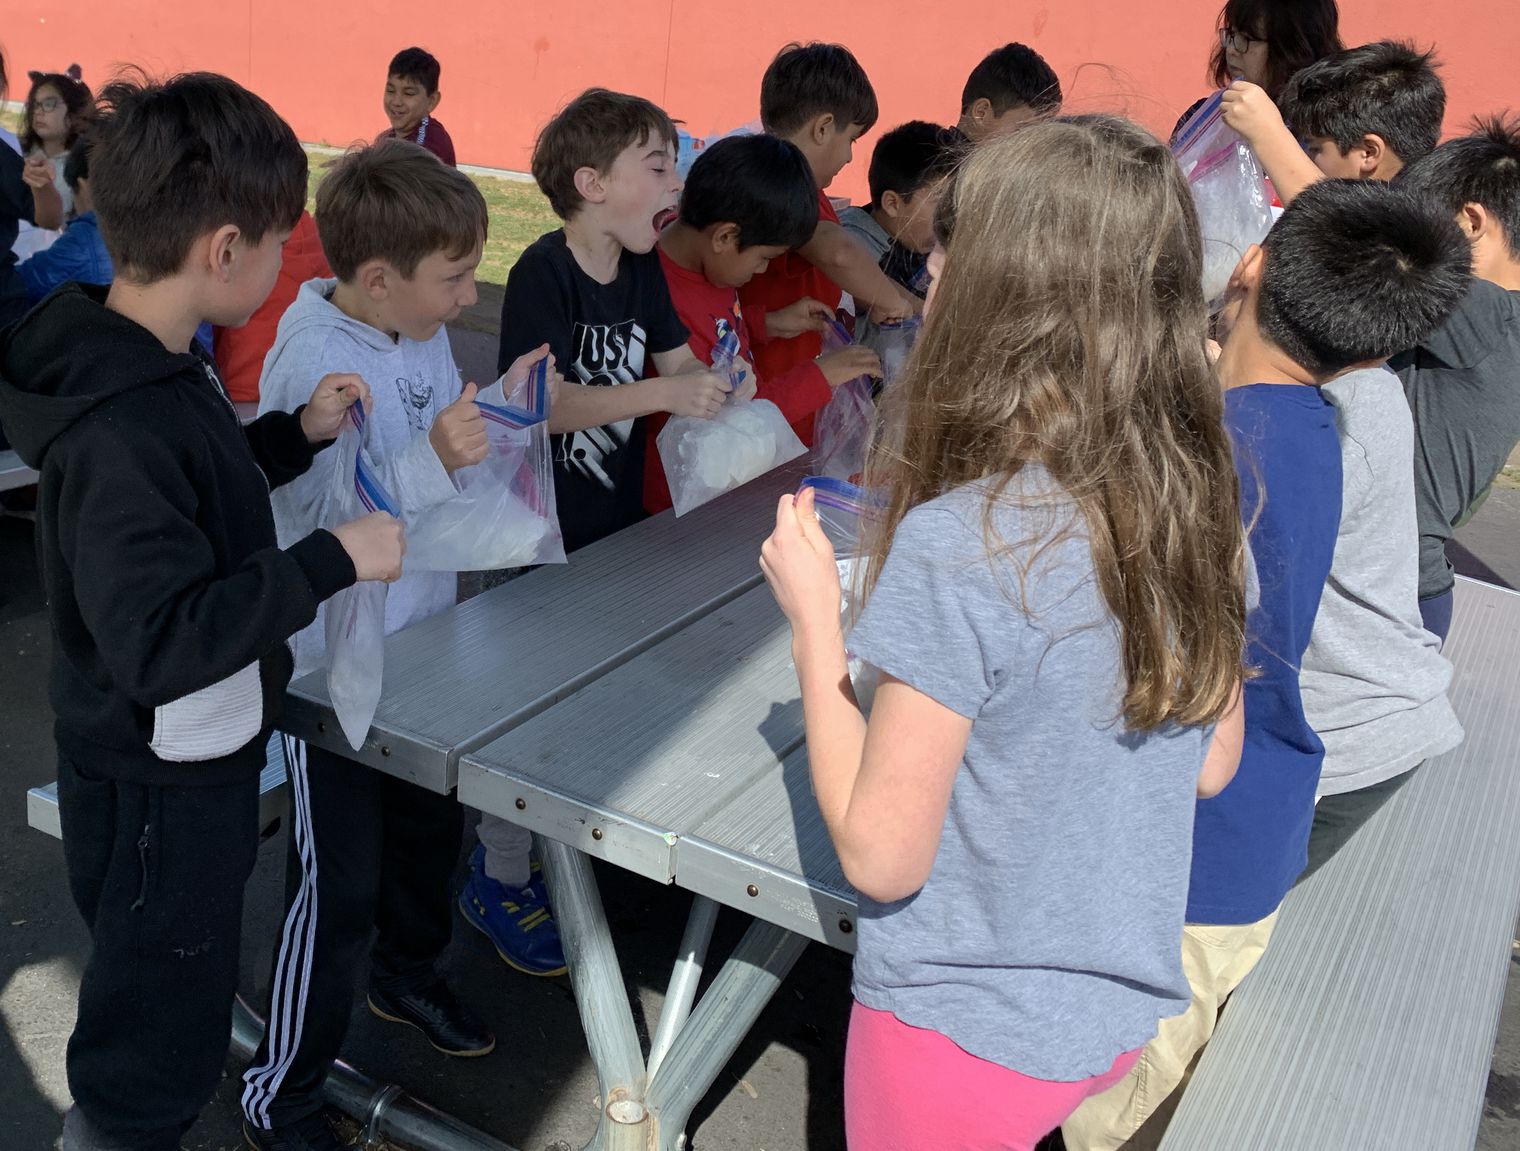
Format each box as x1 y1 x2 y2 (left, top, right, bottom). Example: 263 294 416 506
598 134 683 254
708 232 789 289
962 99 1039 143
220 227 292 328
384 73 441 138
882 179 946 255
1304 137 1366 180
384 242 483 341
812 120 868 190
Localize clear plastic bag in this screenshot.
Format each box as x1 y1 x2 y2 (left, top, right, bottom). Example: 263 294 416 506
675 119 764 179
799 475 885 712
1172 90 1274 311
658 323 806 515
324 403 398 751
813 319 876 483
872 315 922 392
405 360 567 571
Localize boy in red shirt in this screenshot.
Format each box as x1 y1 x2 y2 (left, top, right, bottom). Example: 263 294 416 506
647 133 881 512
375 47 456 167
738 42 915 439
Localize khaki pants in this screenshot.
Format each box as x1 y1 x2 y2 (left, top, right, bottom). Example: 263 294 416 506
1061 909 1281 1151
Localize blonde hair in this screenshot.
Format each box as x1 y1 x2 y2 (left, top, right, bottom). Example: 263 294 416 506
863 114 1247 730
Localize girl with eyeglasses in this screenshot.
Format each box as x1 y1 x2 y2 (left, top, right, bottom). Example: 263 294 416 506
18 69 92 243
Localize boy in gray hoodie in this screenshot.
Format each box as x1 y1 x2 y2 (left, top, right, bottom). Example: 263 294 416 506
241 139 554 1151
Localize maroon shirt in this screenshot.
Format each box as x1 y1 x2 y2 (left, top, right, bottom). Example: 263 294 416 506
374 115 456 167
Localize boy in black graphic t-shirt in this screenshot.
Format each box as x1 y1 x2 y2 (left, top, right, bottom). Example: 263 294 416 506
471 88 732 978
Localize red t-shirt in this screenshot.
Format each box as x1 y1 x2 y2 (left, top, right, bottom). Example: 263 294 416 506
737 187 842 389
644 247 833 514
375 115 456 167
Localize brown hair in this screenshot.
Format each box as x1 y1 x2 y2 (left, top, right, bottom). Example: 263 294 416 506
20 68 92 155
532 88 677 220
863 115 1247 731
315 138 487 280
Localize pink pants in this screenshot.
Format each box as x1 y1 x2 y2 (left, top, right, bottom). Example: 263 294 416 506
845 1001 1142 1151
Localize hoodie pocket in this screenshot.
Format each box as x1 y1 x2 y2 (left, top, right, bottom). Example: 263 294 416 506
149 662 263 763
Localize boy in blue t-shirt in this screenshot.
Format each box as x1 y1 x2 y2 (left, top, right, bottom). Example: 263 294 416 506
1065 181 1472 1150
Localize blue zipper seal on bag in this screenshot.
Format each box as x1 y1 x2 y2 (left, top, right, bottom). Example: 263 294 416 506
347 403 400 516
476 358 550 431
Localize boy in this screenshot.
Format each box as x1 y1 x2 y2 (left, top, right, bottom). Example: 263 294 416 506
738 42 916 424
647 132 882 512
0 72 401 1151
241 139 508 1151
19 135 110 301
1063 180 1472 1151
956 41 1062 142
376 46 456 167
467 88 728 976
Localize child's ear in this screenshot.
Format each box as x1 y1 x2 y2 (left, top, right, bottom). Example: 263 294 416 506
1458 201 1488 243
810 112 837 148
208 224 241 281
880 190 904 220
969 98 993 128
710 222 742 253
357 259 390 300
573 165 607 205
1359 134 1388 178
427 89 441 114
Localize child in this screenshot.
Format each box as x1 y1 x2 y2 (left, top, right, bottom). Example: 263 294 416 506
376 46 456 167
239 139 534 1151
19 136 110 301
839 121 957 348
17 67 89 240
1064 180 1473 1150
739 42 915 426
647 132 882 512
956 42 1061 142
0 71 401 1151
1390 118 1520 641
469 88 728 976
762 115 1248 1150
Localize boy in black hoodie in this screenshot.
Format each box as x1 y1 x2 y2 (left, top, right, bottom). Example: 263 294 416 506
0 73 405 1151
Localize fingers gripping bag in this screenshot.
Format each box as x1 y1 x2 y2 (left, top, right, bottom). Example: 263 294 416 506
812 319 877 484
800 475 886 713
324 403 399 751
405 359 567 570
658 321 807 516
1171 89 1274 311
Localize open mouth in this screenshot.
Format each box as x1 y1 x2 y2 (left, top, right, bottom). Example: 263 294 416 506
653 206 678 234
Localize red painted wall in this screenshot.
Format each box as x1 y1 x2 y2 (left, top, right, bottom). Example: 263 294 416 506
4 1 1517 204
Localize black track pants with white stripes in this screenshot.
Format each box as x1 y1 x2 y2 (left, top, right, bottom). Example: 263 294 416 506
241 736 465 1129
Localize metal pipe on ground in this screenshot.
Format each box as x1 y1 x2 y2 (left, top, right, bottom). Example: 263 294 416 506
231 995 523 1151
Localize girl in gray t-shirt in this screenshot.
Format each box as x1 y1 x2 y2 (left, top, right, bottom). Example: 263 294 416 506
760 115 1248 1148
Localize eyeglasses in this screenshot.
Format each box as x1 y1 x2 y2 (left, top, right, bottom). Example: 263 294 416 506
34 97 64 113
1220 27 1264 55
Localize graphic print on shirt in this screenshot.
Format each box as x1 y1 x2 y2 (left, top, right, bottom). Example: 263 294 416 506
395 371 435 432
560 319 648 490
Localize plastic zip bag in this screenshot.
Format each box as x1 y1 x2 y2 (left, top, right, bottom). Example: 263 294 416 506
324 403 398 751
812 318 876 484
1172 90 1274 311
405 359 567 571
872 315 922 392
658 322 806 516
799 475 885 712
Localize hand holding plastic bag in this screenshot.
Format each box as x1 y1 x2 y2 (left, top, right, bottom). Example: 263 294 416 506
812 319 877 484
658 322 806 516
799 475 886 713
871 315 922 392
404 358 567 571
1172 89 1274 310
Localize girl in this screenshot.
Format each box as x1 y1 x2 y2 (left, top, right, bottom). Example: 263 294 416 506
18 68 91 240
760 115 1249 1150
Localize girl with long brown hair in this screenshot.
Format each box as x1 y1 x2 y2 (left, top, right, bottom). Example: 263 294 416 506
760 114 1248 1148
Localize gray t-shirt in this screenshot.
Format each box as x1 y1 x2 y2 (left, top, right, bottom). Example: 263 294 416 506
1303 368 1463 795
1391 278 1520 600
847 474 1205 1081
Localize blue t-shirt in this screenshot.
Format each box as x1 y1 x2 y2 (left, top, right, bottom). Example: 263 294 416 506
1187 383 1342 925
847 472 1208 1081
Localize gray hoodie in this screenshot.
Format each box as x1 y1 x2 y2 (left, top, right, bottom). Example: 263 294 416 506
259 278 461 678
1302 367 1463 796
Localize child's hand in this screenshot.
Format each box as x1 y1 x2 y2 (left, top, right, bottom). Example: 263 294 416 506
330 511 406 583
817 347 882 388
729 357 759 403
502 343 562 406
766 297 834 340
1221 81 1287 148
22 155 54 191
661 370 731 420
300 372 371 443
760 486 843 644
867 292 919 326
429 382 489 471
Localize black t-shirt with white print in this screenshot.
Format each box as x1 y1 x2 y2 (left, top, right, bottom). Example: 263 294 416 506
498 229 688 553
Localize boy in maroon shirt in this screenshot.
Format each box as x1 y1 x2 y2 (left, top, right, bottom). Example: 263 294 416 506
376 47 456 167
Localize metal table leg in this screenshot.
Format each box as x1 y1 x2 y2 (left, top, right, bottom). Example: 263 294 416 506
646 895 721 1081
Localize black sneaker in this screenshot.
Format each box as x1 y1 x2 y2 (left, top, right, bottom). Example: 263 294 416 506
367 979 495 1057
242 1113 347 1150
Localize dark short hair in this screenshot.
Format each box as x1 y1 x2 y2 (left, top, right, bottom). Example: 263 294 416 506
316 138 487 280
20 70 93 155
1398 115 1520 260
679 133 818 250
532 88 677 220
1279 40 1445 166
91 72 306 283
62 135 91 192
1209 0 1343 96
760 43 878 137
1257 179 1470 375
867 121 959 209
388 47 441 95
960 43 1061 117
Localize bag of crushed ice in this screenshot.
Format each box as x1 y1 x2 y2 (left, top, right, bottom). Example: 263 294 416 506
812 318 876 483
800 475 885 713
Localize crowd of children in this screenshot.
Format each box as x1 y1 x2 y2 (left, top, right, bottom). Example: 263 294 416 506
0 6 1518 1148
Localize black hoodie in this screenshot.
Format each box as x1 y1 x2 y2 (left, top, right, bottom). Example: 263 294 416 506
0 284 356 786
